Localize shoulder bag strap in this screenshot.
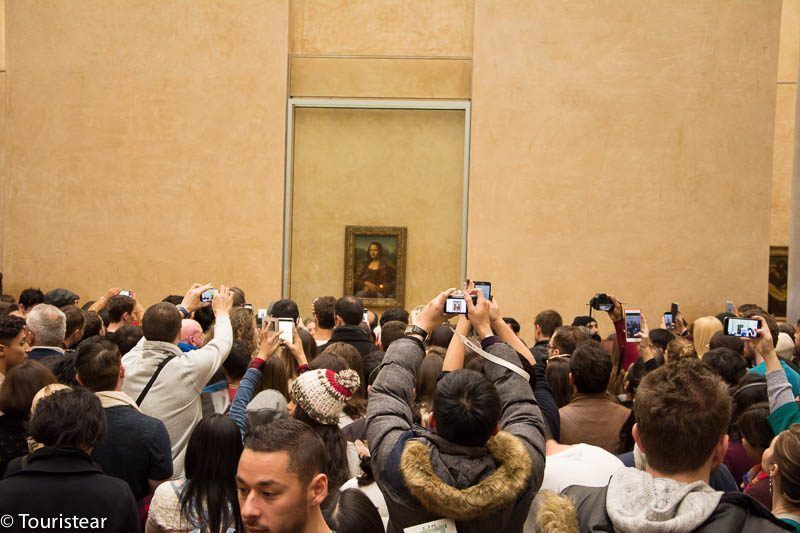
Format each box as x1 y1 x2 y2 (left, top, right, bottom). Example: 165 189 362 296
136 355 176 406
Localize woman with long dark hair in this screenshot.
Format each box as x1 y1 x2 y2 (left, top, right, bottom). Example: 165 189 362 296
0 360 57 474
147 415 243 532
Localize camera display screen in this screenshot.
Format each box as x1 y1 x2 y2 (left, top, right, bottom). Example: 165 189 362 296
200 289 217 303
119 290 132 297
663 312 673 328
445 297 468 315
725 317 759 338
625 312 642 340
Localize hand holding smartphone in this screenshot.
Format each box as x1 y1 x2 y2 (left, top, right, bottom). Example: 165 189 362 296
277 318 294 344
256 308 268 328
625 309 642 342
473 281 492 301
723 317 760 339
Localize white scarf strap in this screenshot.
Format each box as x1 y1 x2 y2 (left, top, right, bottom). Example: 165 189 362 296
451 329 530 381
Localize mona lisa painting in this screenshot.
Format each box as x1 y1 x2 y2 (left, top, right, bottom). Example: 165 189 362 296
344 226 407 308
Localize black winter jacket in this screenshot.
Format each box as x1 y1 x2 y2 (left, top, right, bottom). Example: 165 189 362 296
0 447 139 532
326 325 377 356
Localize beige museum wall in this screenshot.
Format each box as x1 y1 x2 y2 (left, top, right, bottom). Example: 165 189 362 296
0 0 790 341
469 1 782 341
290 0 473 57
2 0 289 307
290 108 465 318
0 71 5 275
771 0 800 246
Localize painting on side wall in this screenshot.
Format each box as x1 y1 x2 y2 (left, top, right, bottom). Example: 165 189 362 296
344 226 407 308
768 246 789 320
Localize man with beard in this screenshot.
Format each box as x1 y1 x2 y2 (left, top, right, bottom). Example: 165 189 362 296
236 419 331 533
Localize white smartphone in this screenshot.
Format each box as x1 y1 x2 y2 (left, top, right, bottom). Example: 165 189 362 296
625 309 642 343
278 318 293 344
256 309 268 328
363 310 369 324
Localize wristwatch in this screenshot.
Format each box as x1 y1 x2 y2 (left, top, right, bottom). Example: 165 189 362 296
404 324 429 340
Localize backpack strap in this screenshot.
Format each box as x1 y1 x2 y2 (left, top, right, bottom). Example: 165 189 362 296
136 355 175 406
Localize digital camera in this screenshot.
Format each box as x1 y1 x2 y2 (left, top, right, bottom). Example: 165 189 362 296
589 293 614 312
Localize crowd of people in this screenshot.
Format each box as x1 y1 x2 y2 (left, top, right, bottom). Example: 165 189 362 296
0 280 799 532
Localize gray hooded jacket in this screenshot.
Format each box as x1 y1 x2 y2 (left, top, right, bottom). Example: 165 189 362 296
564 467 791 532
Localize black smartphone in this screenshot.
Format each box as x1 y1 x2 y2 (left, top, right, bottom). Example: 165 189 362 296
724 317 760 339
670 302 679 319
663 312 674 329
473 281 492 301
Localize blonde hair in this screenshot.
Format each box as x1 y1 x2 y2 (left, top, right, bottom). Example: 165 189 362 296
28 383 71 452
534 491 579 533
693 316 723 358
230 308 258 356
665 337 697 363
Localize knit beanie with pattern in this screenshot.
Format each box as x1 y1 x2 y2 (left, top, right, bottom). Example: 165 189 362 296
291 368 360 425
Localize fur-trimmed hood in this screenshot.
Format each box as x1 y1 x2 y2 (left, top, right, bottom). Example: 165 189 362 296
399 430 533 521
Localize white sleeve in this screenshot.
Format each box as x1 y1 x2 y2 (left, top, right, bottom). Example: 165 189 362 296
190 315 233 390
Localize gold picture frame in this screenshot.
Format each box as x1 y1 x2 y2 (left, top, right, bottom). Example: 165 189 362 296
769 245 789 320
344 226 407 308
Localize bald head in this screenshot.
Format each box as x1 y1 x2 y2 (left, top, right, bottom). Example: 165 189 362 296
181 319 204 348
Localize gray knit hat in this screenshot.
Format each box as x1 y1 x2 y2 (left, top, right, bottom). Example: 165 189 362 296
246 389 289 429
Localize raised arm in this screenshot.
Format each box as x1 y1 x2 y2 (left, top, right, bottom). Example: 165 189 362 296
442 315 470 372
609 294 640 371
367 289 454 472
750 315 795 413
464 291 546 481
229 331 281 438
87 287 121 313
190 286 234 389
488 297 535 366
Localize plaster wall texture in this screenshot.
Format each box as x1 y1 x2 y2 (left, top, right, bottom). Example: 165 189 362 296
469 0 781 338
290 0 474 56
772 0 800 246
2 0 289 307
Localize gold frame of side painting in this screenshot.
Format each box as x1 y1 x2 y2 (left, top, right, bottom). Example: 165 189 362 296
343 226 407 309
768 246 789 320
